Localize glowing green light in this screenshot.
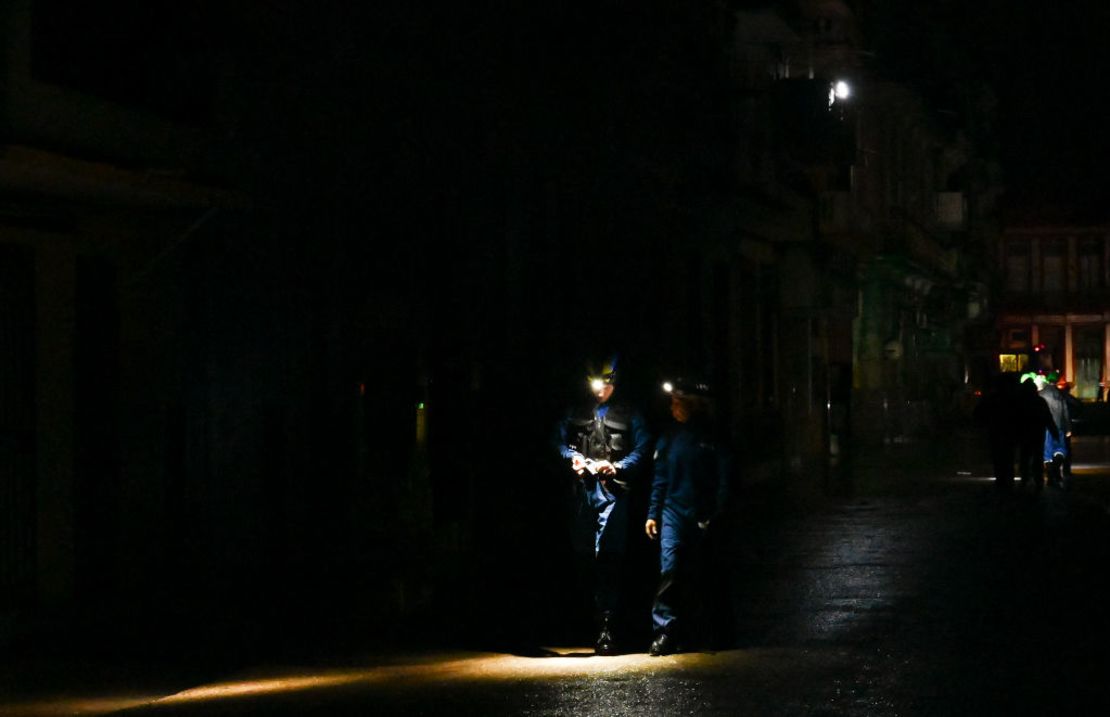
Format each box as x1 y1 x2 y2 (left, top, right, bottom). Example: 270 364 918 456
417 402 425 410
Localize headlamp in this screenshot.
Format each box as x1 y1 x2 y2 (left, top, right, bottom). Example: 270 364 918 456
661 377 712 397
590 378 606 392
828 80 851 108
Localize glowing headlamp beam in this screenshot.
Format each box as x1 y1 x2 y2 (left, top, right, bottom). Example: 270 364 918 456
828 80 852 107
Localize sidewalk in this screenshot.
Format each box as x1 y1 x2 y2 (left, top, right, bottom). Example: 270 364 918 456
842 427 986 495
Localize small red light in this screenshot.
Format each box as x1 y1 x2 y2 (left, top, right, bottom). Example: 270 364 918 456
973 390 982 397
358 383 366 396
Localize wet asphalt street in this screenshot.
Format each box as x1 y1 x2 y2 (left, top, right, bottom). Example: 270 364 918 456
7 435 1110 715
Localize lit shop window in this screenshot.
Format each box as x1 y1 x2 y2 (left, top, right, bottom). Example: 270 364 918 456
998 353 1029 373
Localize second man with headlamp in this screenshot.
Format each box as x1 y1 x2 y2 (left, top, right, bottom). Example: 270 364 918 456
645 376 732 656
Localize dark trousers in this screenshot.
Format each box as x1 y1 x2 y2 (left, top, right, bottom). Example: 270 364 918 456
573 477 630 619
989 435 1016 487
651 508 704 638
1018 433 1045 486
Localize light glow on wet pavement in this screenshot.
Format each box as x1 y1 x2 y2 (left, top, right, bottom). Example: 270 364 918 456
2 648 760 715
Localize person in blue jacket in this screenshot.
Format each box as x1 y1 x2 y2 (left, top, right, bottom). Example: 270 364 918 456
1035 371 1074 489
645 377 731 656
556 355 651 654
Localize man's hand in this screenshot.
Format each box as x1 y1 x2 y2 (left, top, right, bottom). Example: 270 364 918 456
645 518 658 540
593 460 616 475
571 454 588 474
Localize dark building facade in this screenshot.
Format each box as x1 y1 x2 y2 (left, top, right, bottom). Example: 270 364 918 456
0 2 1003 643
699 0 999 489
1 0 246 631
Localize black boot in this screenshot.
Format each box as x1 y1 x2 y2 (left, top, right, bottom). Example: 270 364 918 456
649 631 678 656
1047 456 1064 488
595 614 616 655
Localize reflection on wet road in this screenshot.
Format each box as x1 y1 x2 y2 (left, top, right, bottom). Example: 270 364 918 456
9 434 1110 715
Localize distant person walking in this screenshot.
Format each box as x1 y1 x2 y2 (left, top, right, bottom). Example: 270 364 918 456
1035 372 1072 489
1016 374 1058 491
975 372 1058 492
975 373 1021 490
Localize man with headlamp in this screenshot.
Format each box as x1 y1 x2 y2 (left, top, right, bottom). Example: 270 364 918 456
556 355 650 655
645 376 732 656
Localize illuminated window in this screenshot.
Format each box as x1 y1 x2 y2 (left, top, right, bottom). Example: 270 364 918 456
998 354 1029 373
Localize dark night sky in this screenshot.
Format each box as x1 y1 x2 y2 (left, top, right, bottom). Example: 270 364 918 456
863 0 1110 218
227 1 1110 222
28 1 1109 220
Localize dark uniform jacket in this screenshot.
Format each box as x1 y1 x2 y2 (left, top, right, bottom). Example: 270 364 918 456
649 419 731 524
557 400 650 475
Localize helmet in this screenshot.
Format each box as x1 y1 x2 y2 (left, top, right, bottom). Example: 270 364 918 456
587 354 619 391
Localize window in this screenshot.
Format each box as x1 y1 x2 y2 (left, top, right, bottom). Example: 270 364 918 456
1078 237 1103 292
1074 326 1104 401
1006 239 1031 293
1005 327 1029 350
1042 238 1065 293
1035 325 1063 374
